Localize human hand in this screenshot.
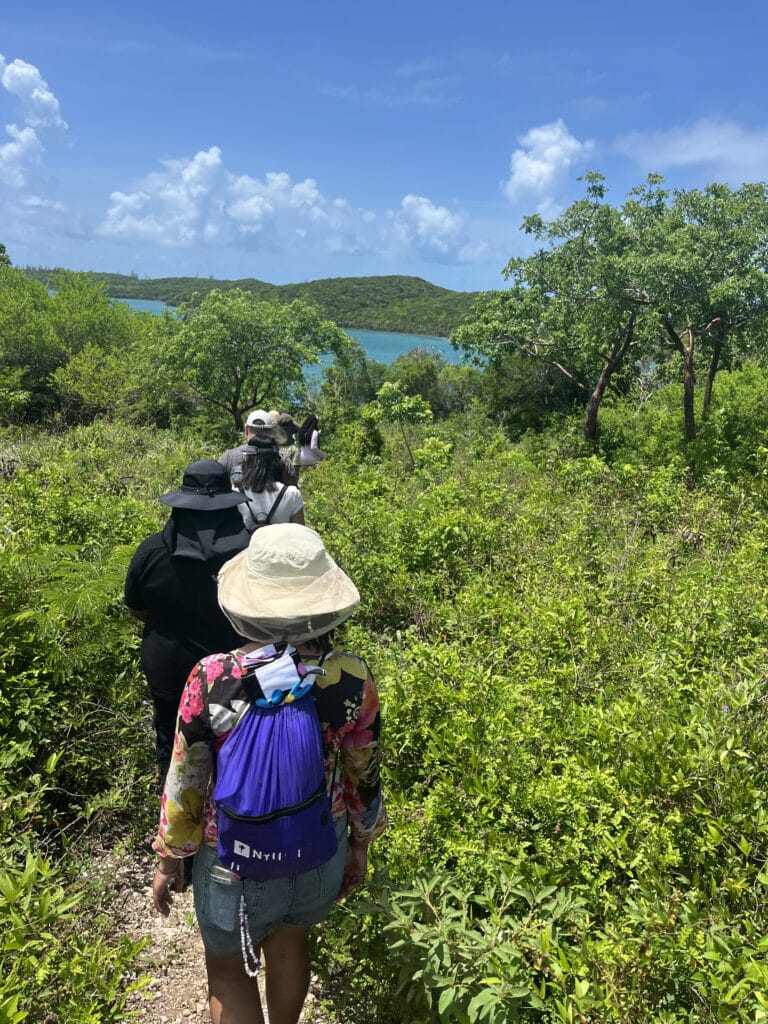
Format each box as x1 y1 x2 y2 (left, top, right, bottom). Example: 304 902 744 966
152 860 184 916
337 841 368 901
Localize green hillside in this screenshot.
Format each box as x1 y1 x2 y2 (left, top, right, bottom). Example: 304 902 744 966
22 267 478 336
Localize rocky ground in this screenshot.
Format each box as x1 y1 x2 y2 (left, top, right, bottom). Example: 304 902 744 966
115 849 213 1023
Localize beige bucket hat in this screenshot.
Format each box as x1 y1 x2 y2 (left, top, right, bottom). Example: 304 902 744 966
217 523 360 643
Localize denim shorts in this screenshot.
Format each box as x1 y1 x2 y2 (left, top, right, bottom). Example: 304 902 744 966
193 815 348 957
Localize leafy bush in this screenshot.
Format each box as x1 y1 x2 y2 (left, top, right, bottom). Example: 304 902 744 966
307 422 768 1023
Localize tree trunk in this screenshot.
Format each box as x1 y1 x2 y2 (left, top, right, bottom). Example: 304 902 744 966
681 329 696 444
581 315 635 442
400 422 415 468
582 381 605 442
700 333 723 423
664 318 697 444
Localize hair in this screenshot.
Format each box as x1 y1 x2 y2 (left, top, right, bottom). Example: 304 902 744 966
298 414 319 447
240 438 291 493
298 629 336 658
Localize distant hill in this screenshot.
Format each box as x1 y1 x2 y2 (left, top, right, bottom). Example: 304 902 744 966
22 268 480 337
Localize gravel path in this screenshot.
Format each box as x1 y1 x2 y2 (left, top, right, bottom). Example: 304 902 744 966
116 850 215 1023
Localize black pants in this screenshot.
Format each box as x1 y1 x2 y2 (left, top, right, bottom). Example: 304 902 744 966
152 695 181 785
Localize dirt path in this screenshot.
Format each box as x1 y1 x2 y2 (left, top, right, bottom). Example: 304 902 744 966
115 850 213 1023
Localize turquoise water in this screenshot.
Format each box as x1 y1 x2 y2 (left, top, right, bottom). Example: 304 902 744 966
114 296 456 366
343 327 456 364
114 296 171 315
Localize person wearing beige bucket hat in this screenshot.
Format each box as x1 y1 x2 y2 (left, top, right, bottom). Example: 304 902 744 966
216 522 359 643
152 524 386 1024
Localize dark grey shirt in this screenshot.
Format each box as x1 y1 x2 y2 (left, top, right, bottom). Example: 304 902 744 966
219 444 298 487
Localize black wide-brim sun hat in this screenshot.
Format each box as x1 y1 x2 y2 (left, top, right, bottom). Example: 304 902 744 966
158 459 248 511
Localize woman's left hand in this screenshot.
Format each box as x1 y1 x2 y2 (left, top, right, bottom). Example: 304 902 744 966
153 861 184 916
337 840 369 901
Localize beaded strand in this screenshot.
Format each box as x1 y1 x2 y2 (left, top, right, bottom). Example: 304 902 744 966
239 894 261 977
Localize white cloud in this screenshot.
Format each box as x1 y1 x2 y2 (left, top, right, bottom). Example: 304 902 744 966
227 170 323 224
457 239 492 263
388 194 488 264
0 54 67 192
99 147 228 245
395 194 465 254
98 146 490 268
0 56 67 129
615 118 768 182
503 119 592 211
99 147 373 254
0 123 42 186
21 193 66 212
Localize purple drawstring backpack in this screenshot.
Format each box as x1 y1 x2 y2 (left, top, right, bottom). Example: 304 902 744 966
214 642 339 881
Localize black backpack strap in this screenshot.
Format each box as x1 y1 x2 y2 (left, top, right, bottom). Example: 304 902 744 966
242 496 257 531
264 484 288 525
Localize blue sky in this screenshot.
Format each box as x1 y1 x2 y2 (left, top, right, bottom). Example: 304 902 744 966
1 1 766 292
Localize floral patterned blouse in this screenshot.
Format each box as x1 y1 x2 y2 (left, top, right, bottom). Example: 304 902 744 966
153 648 387 859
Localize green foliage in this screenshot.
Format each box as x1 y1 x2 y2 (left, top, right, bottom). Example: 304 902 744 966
0 268 188 428
0 421 201 1019
456 174 768 451
172 288 351 430
0 266 64 422
327 407 385 463
370 381 433 468
479 349 583 437
384 348 485 420
454 172 641 443
622 178 768 449
0 853 147 1022
304 425 768 1023
48 271 139 421
597 363 768 483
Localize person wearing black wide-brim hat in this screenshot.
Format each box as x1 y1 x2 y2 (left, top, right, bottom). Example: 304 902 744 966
125 460 251 782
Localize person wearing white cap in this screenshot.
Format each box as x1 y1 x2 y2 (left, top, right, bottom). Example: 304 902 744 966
152 524 386 1024
219 410 298 488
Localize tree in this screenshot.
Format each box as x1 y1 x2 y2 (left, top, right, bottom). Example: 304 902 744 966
318 346 383 427
53 309 191 426
48 272 136 421
385 347 485 419
0 265 63 422
171 289 352 431
454 174 643 442
478 348 583 436
455 174 768 453
370 380 432 468
623 178 768 445
0 243 11 268
48 271 133 360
